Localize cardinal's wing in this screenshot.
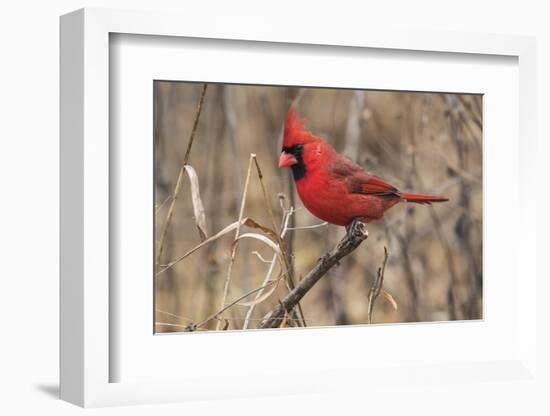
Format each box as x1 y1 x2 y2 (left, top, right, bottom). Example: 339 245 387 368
330 156 399 196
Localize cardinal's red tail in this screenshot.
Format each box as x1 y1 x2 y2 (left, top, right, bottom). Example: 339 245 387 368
399 192 449 205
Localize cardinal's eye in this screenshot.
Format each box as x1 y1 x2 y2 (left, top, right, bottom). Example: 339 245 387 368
282 146 294 154
284 145 302 154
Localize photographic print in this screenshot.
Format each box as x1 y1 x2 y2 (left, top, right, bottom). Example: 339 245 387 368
154 82 482 333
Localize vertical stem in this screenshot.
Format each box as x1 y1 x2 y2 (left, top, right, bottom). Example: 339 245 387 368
156 83 208 266
216 154 255 329
242 208 292 329
367 247 389 324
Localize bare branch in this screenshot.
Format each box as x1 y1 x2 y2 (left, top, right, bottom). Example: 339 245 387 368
258 220 369 329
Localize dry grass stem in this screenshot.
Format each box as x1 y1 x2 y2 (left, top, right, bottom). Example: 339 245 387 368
216 153 256 329
242 207 294 329
236 278 281 307
155 322 190 329
157 217 276 276
233 233 283 262
156 83 208 265
251 157 307 326
251 251 274 264
285 222 328 231
182 84 209 165
155 194 172 215
186 278 281 331
157 218 245 276
367 247 390 324
155 309 193 322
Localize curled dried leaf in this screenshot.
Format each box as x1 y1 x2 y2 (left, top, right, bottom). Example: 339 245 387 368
183 165 208 241
243 218 286 252
233 233 282 260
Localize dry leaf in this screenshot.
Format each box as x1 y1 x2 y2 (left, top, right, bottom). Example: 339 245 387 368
183 165 208 241
381 289 398 311
233 233 282 260
242 218 279 243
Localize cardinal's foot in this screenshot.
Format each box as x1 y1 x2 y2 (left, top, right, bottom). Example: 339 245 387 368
346 218 359 239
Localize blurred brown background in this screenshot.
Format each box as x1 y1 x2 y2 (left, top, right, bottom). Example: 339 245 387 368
154 82 482 332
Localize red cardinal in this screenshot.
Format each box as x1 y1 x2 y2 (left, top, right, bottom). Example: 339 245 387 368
278 108 448 228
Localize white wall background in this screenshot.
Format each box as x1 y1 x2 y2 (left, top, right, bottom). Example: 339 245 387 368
0 1 548 414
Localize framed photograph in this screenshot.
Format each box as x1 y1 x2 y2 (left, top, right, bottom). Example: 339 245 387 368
152 82 481 333
60 8 538 408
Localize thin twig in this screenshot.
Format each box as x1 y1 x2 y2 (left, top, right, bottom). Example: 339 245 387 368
186 278 280 331
285 222 328 231
156 83 208 265
155 322 190 329
251 251 274 264
183 84 209 164
155 194 172 215
156 216 276 276
457 95 482 131
155 309 193 322
367 247 390 324
253 157 279 235
258 219 369 329
216 153 255 329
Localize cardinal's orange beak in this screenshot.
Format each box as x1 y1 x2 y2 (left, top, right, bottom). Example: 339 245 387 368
278 152 298 168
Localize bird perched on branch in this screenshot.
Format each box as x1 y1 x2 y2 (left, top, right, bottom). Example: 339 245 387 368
278 108 448 230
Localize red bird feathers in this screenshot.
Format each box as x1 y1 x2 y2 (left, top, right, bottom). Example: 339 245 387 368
278 108 448 226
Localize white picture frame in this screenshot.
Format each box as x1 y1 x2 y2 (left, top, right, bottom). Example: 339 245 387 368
60 8 538 408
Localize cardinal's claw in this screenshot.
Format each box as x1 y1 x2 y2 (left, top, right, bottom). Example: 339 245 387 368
346 218 359 239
